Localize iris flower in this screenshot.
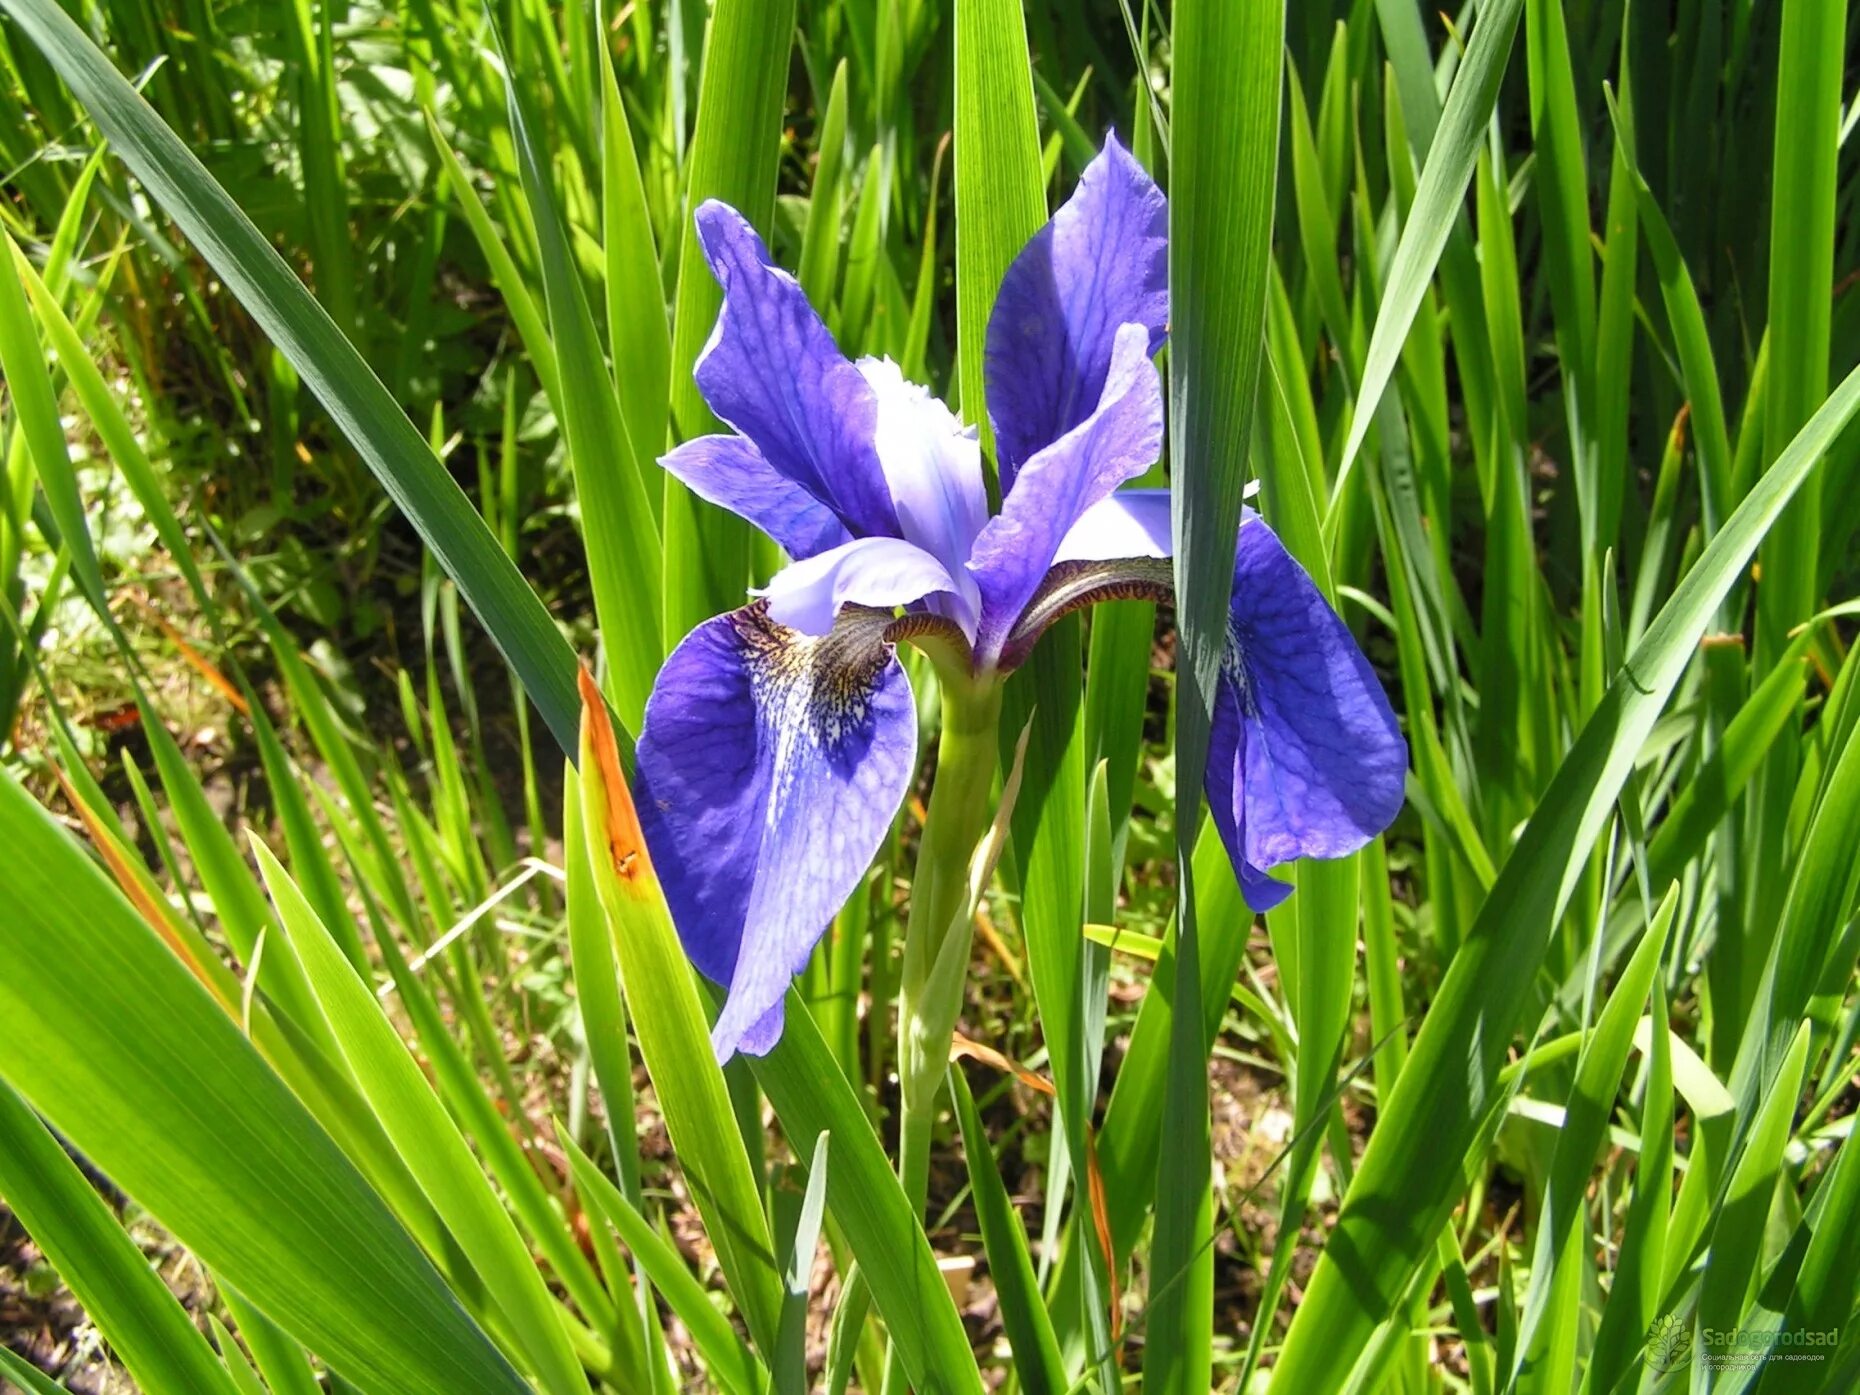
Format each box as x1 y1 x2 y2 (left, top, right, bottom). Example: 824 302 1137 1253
635 136 1407 1062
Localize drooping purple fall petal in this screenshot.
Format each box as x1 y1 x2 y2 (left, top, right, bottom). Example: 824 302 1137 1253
757 536 971 637
633 605 917 1061
984 133 1168 489
660 434 852 560
1210 513 1407 908
691 202 899 539
967 323 1165 664
1053 501 1406 909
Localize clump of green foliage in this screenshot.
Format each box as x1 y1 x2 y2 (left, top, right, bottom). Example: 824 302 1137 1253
1 0 1858 1392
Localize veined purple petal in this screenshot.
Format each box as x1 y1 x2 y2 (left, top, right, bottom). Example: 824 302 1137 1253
634 605 917 1061
661 435 852 560
858 357 989 599
691 202 899 538
967 323 1164 665
1053 487 1171 563
756 536 972 637
985 133 1168 489
1041 497 1405 908
1211 512 1407 909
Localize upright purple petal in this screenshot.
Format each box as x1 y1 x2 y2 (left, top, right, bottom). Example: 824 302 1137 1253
1209 513 1407 910
691 202 899 538
984 133 1168 489
634 605 917 1061
757 535 974 638
966 324 1164 665
661 435 852 560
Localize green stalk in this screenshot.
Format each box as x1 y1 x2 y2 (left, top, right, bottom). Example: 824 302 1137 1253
894 671 1004 1213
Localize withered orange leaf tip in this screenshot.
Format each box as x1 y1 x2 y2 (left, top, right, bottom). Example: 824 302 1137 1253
578 664 654 886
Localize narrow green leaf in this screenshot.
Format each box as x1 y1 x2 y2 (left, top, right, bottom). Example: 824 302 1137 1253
1334 0 1524 495
774 1132 830 1394
0 226 116 630
558 1125 764 1395
1158 1 1285 1389
0 1082 242 1395
497 53 662 734
797 60 850 312
598 10 671 472
951 1066 1066 1394
1697 1023 1813 1357
1580 987 1676 1395
952 0 1045 446
1511 885 1678 1389
221 1286 323 1395
425 111 565 409
662 0 797 641
749 998 986 1395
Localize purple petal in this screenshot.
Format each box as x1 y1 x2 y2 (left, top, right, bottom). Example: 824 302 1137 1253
634 605 918 1061
1053 487 1172 563
691 202 899 538
984 133 1168 489
1208 514 1407 909
967 323 1164 665
660 435 852 560
757 536 973 637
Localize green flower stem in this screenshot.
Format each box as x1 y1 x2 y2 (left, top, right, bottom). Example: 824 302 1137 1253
895 668 1003 1215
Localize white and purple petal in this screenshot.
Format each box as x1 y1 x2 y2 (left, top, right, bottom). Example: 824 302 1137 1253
633 606 918 1061
1053 487 1172 563
756 536 972 637
858 356 989 604
691 202 900 539
660 434 852 560
966 323 1165 664
984 133 1168 488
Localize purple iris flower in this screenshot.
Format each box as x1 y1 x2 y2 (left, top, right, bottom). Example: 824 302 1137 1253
634 135 1407 1061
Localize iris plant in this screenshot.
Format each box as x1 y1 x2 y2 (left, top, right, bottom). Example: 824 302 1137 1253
632 137 1406 1156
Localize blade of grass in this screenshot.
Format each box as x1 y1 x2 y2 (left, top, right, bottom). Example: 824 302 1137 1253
1332 0 1523 500
598 7 670 472
951 1065 1067 1394
0 1082 243 1395
662 0 796 642
1156 1 1285 1389
558 1124 765 1395
220 1286 323 1395
1511 885 1678 1390
495 48 662 733
749 996 987 1395
774 1132 830 1393
952 0 1045 446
